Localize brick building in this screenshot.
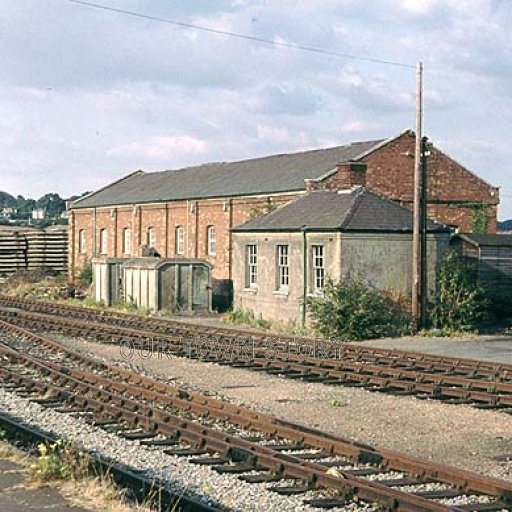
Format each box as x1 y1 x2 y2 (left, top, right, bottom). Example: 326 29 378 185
68 129 499 307
232 188 451 325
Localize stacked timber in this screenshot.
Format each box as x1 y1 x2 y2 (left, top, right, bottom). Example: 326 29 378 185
0 226 67 281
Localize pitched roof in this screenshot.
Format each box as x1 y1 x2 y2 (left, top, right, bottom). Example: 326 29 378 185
71 138 385 209
458 233 512 248
232 188 450 233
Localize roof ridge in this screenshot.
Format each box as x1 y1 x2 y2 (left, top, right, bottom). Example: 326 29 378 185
149 139 386 175
339 187 366 228
353 128 413 161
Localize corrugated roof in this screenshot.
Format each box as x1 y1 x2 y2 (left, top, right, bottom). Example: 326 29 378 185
71 139 384 209
458 233 512 247
232 188 450 233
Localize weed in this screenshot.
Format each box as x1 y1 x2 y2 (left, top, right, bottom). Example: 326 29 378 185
222 308 272 330
28 440 89 482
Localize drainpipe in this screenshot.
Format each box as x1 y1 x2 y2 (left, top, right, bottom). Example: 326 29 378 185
301 226 308 328
92 208 97 256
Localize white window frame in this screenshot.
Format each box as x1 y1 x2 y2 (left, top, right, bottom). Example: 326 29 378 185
123 228 131 254
276 245 289 290
99 228 107 255
147 227 156 248
78 229 86 254
175 226 185 255
246 245 257 288
207 225 216 256
312 245 325 291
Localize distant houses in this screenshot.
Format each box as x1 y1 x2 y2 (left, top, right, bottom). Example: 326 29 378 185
31 208 46 220
0 207 17 219
0 192 70 227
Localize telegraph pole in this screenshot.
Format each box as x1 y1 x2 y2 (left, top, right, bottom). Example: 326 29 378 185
420 135 428 329
411 61 423 333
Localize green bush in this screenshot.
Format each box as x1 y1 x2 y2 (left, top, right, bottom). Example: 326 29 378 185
306 279 410 341
78 261 93 287
430 251 488 333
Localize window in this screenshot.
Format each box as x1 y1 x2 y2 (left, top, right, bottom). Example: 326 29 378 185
245 245 257 287
206 225 216 256
99 228 107 254
312 245 325 290
123 228 131 254
147 227 156 248
175 226 185 255
78 229 86 254
276 245 289 290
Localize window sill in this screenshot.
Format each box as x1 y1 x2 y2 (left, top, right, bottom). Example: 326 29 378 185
242 287 258 293
273 289 289 297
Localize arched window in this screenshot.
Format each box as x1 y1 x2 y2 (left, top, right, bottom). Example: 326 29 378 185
99 228 107 254
206 225 216 256
147 227 156 248
175 226 184 255
123 228 131 254
78 229 86 254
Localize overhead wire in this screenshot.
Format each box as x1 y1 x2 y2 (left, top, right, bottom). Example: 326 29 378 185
63 0 415 70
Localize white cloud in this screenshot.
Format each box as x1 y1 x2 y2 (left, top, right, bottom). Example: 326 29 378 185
0 0 510 218
108 136 209 160
402 0 434 14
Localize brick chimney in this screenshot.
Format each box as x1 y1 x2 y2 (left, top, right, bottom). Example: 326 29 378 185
304 161 367 191
328 161 367 189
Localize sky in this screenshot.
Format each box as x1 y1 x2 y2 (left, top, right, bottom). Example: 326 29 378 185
0 0 511 219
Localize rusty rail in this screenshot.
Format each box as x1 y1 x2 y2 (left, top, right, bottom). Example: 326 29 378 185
0 319 511 511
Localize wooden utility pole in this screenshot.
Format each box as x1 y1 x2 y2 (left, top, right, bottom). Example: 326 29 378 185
420 135 428 328
411 61 423 333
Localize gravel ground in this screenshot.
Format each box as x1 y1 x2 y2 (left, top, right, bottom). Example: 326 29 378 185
0 387 380 512
54 335 512 482
360 335 512 364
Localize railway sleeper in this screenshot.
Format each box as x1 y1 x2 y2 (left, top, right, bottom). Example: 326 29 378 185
2 322 512 512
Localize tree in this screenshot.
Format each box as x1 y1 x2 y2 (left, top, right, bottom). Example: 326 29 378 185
36 193 66 217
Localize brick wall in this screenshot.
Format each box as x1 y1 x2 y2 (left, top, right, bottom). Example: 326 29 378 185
69 193 301 307
359 131 499 233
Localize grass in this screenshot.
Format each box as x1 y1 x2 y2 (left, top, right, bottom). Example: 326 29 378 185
0 437 152 512
222 307 320 337
61 474 153 512
222 308 272 330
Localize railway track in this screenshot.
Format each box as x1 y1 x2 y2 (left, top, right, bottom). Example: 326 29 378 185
0 318 511 511
0 410 216 512
0 297 511 412
1 295 510 376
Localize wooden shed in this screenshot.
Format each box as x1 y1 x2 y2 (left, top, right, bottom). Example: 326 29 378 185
452 233 512 298
123 258 212 313
92 257 126 306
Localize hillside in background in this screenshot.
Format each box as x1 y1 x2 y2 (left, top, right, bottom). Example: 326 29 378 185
0 190 89 227
498 220 512 232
